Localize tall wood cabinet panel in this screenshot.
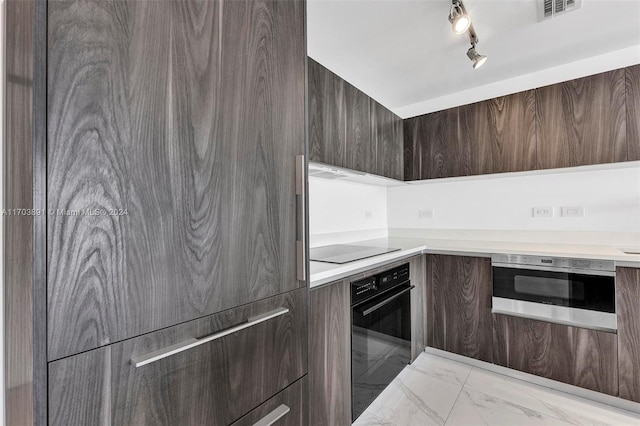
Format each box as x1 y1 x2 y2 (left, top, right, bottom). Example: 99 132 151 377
47 0 305 360
492 314 618 396
427 254 493 362
617 267 640 402
371 100 403 180
309 280 352 426
536 69 627 169
410 255 427 360
459 91 536 174
345 82 373 173
308 58 347 168
48 289 307 426
626 65 640 161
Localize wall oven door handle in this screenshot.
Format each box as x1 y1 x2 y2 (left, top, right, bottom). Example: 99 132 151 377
130 307 289 368
252 404 291 426
358 285 414 316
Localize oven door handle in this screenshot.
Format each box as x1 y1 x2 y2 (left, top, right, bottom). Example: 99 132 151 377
358 285 414 316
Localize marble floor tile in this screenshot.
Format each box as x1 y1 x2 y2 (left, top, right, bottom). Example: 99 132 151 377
405 353 472 387
445 387 573 426
365 365 463 426
352 411 399 426
464 368 640 426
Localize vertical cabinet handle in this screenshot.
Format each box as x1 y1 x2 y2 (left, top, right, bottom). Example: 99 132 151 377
252 404 291 426
130 307 289 367
295 155 306 282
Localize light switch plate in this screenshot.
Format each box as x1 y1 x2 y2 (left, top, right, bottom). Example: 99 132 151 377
533 207 553 217
364 210 373 219
419 209 434 219
561 206 585 217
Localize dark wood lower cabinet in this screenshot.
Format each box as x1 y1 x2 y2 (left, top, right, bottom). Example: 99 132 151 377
309 279 351 426
427 254 493 362
231 377 308 426
617 267 640 402
492 314 618 396
48 289 307 426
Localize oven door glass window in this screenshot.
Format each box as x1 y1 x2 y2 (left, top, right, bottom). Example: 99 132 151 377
351 285 411 421
493 267 614 313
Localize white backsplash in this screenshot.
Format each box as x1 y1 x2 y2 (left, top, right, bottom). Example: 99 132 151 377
387 164 640 233
309 163 640 245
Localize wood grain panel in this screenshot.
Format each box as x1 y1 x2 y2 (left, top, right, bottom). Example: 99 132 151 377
617 267 640 402
231 377 308 426
47 0 305 360
459 91 536 174
371 99 403 180
49 289 307 426
410 255 427 361
626 65 640 161
492 314 618 396
345 82 373 173
403 117 421 181
308 58 346 167
310 280 351 426
403 108 468 179
427 255 493 362
536 69 627 169
5 0 37 423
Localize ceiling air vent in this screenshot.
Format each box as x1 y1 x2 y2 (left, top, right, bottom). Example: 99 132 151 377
539 0 582 21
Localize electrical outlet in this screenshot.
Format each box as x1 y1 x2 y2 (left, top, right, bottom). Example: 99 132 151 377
364 210 373 219
533 207 553 218
562 206 584 217
419 209 434 219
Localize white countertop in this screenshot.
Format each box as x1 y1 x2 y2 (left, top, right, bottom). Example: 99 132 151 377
309 237 640 288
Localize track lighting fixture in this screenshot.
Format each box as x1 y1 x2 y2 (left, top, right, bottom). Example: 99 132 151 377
449 0 471 34
448 0 488 69
467 45 487 69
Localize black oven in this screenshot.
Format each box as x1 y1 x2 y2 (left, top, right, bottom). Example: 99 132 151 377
351 263 413 421
492 254 616 332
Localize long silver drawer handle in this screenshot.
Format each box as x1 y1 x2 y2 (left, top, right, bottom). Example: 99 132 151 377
130 307 289 368
252 404 291 426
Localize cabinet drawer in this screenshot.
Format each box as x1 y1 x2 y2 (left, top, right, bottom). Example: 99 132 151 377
49 289 307 426
492 313 618 395
231 376 308 426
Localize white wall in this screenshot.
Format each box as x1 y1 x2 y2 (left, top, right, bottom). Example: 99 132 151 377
387 164 640 232
309 177 387 235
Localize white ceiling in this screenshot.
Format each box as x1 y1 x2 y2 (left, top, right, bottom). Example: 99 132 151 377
307 0 640 118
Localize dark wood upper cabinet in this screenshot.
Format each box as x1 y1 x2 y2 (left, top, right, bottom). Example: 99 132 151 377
492 314 618 396
47 0 305 360
536 69 627 169
404 108 469 179
459 91 536 174
371 100 403 180
617 267 640 403
344 82 373 173
308 58 403 178
626 65 640 161
427 254 493 362
309 58 347 168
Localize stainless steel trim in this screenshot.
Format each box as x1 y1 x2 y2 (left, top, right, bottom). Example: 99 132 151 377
131 307 289 367
252 404 291 426
491 254 615 272
296 155 306 282
492 262 616 277
492 297 617 333
359 285 414 316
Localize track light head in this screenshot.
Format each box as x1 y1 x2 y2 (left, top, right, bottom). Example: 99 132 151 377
449 1 471 34
467 45 487 69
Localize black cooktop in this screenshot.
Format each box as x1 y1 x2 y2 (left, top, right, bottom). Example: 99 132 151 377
309 244 400 264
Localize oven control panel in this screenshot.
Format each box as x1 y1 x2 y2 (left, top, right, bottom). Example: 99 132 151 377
351 263 410 306
491 254 615 272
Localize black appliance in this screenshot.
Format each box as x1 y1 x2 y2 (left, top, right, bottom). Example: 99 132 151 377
310 244 401 264
492 254 616 332
351 263 413 421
